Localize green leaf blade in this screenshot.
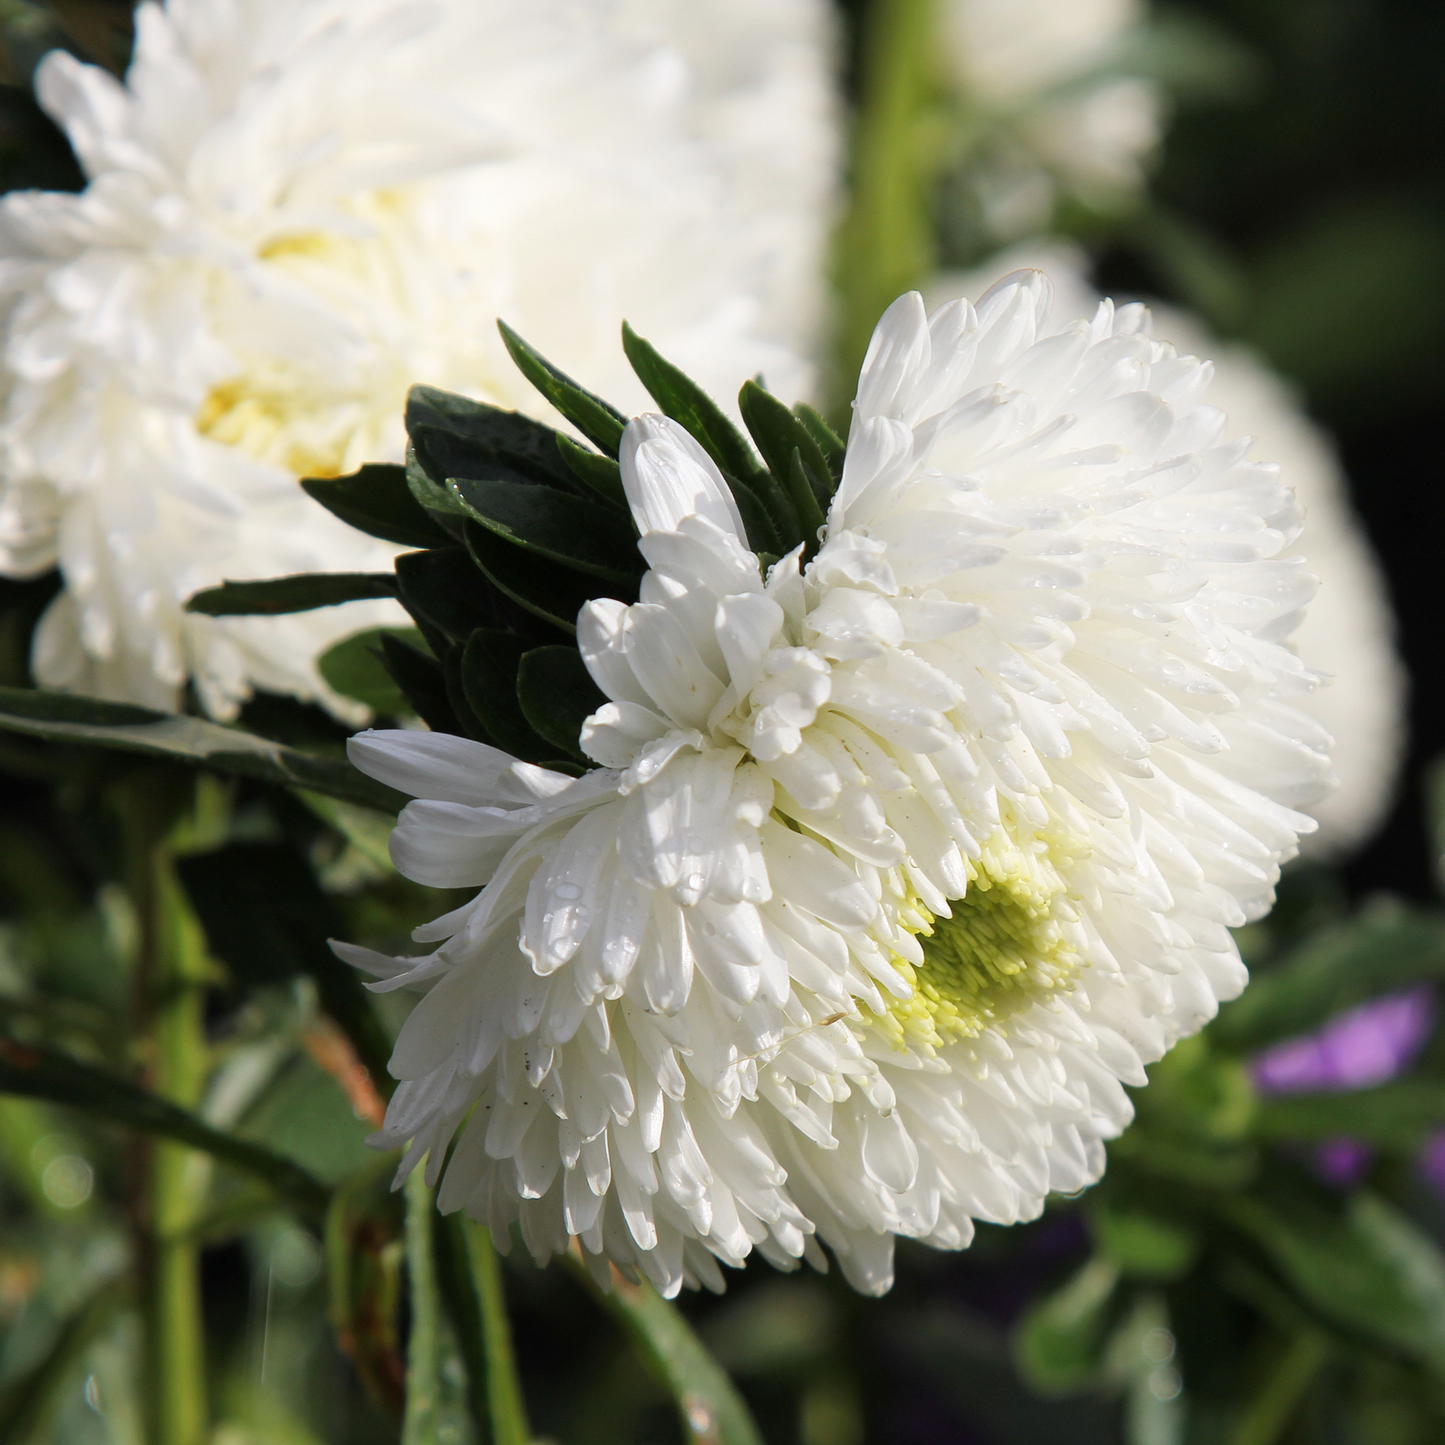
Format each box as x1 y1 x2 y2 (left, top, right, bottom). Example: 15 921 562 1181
185 572 398 616
497 321 627 457
303 462 453 549
516 645 607 762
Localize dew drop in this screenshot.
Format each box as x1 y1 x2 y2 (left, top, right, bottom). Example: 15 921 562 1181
554 883 583 901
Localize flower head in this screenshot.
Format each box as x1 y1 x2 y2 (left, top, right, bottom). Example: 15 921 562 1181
343 271 1331 1296
0 0 838 716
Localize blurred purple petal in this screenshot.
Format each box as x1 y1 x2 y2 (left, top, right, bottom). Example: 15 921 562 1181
1251 986 1435 1094
1312 1137 1374 1189
1419 1130 1445 1198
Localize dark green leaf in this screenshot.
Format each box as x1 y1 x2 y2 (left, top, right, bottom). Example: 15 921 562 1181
319 627 419 714
1253 1080 1445 1151
379 633 467 737
1226 1182 1445 1373
395 548 498 650
413 422 576 495
1213 901 1445 1052
792 403 846 480
185 571 398 616
406 446 472 541
516 646 606 761
460 630 551 762
452 477 643 584
465 519 630 634
0 1034 330 1216
1012 1257 1122 1394
622 322 766 483
739 380 832 520
0 685 406 811
177 842 394 1100
1089 1201 1199 1280
564 1255 763 1445
406 383 574 487
497 321 627 457
440 644 496 746
556 434 628 508
302 463 453 549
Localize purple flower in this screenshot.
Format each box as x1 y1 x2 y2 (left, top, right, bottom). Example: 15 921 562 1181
1251 986 1435 1095
1312 1137 1375 1189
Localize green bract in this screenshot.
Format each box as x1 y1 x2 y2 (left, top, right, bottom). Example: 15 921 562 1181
195 322 847 762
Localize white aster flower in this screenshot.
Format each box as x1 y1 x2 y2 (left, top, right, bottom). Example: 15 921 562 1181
929 245 1405 856
0 0 838 717
341 271 1330 1297
943 0 1160 241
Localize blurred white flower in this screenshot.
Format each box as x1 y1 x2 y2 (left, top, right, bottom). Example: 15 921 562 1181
943 0 1160 240
341 272 1329 1297
929 245 1405 856
0 0 839 717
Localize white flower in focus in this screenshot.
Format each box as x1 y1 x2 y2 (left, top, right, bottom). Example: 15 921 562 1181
340 271 1330 1297
929 245 1405 856
943 0 1160 240
0 0 839 717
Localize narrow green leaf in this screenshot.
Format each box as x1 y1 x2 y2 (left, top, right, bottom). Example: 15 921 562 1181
176 842 394 1102
739 380 833 517
303 463 453 549
557 433 628 508
319 627 418 715
379 633 468 737
1226 1181 1445 1373
403 1171 443 1445
565 1255 763 1445
0 1035 331 1216
0 685 406 812
1253 1080 1445 1151
0 1275 131 1445
413 423 577 496
622 323 766 482
792 403 846 480
497 321 627 457
465 519 630 635
786 448 827 550
185 571 398 616
1213 901 1445 1052
452 476 643 584
407 383 576 488
460 629 552 763
1013 1256 1122 1394
516 646 607 762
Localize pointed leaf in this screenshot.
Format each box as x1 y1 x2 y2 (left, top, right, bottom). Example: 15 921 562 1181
451 477 642 584
516 645 607 761
0 1034 330 1216
739 381 831 522
185 572 398 616
302 463 453 549
0 685 405 811
465 519 630 634
413 422 577 495
497 321 627 456
622 322 766 482
395 548 499 651
379 634 467 737
319 627 418 715
406 383 574 487
793 403 846 481
460 630 552 762
557 433 628 507
406 447 472 540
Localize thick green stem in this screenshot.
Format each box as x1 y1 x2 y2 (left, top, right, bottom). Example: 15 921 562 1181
832 0 945 406
117 772 216 1445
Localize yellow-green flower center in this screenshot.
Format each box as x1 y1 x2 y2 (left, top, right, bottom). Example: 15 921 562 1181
869 830 1083 1053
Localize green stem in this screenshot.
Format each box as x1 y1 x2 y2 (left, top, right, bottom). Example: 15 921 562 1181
462 1220 530 1445
116 771 214 1445
403 1172 443 1445
1229 1330 1330 1445
832 0 946 406
565 1255 762 1445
